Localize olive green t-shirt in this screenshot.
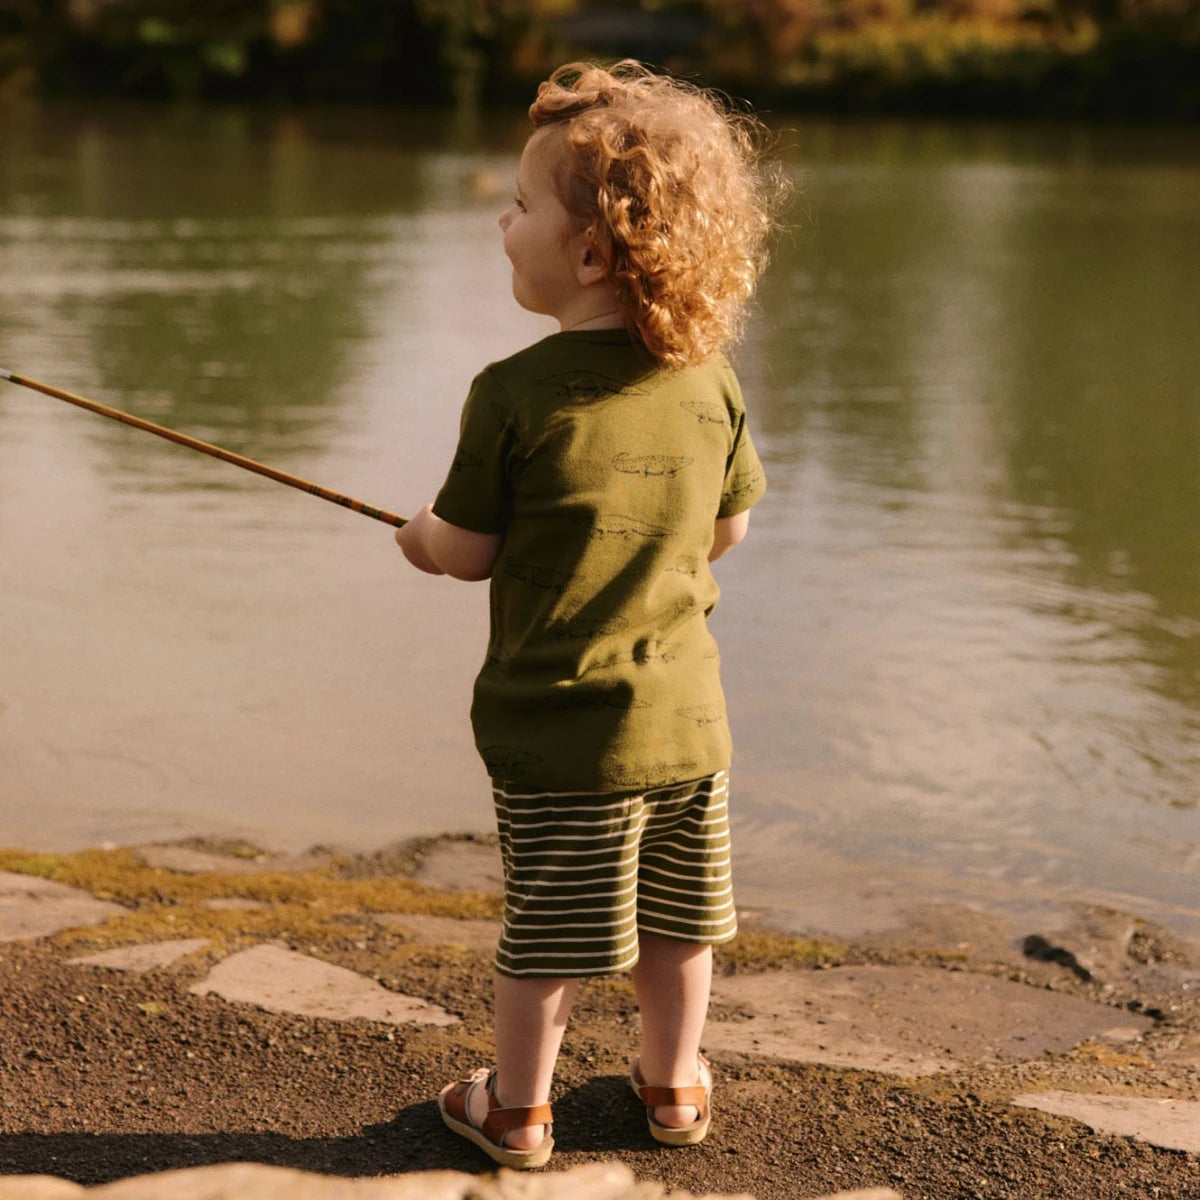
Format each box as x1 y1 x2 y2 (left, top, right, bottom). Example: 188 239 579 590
433 329 766 792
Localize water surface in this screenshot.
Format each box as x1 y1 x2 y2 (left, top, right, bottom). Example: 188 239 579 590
1 103 1197 938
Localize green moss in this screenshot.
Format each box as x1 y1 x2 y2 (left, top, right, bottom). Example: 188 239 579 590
0 847 497 911
0 846 502 952
718 929 847 972
52 902 375 953
1071 1040 1153 1068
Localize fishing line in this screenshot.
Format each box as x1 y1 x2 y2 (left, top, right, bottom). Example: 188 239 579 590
0 368 407 528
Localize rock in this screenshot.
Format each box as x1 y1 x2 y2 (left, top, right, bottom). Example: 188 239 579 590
410 840 504 894
133 845 333 876
84 1163 466 1198
855 903 1023 967
815 1193 901 1200
68 938 210 972
1013 1091 1200 1154
1022 907 1139 982
0 1177 85 1198
1022 906 1199 986
0 871 124 942
0 1162 842 1198
706 965 1154 1075
188 943 459 1026
471 1161 750 1198
91 1163 468 1198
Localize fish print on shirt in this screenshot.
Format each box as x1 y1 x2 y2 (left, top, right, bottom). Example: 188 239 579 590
661 597 697 624
665 554 702 578
575 512 675 541
726 467 764 500
547 615 630 641
538 370 649 404
481 745 545 780
503 561 575 594
612 451 694 479
608 760 702 790
577 640 681 676
676 704 723 726
680 399 727 425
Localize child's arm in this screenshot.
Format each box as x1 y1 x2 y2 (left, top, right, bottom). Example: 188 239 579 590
708 511 750 562
395 504 502 581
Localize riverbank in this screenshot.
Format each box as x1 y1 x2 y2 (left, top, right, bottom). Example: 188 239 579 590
1 836 1198 1199
3 1 1198 120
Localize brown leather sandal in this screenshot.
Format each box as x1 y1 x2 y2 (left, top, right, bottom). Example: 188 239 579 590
629 1054 712 1146
438 1066 554 1169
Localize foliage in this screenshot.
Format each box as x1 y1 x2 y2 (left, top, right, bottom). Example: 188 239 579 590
0 0 1196 118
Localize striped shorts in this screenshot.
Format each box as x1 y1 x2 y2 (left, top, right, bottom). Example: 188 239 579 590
491 769 737 978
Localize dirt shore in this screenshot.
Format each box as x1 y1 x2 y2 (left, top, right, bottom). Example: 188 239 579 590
1 837 1198 1199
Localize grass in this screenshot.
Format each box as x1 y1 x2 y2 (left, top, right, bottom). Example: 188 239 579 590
0 846 503 952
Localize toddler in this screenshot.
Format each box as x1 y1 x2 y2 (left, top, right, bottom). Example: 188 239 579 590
396 58 783 1169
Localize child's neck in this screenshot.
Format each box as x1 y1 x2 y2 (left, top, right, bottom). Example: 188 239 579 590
560 310 624 332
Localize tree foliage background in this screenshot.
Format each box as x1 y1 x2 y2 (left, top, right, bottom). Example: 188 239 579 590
1 0 1197 117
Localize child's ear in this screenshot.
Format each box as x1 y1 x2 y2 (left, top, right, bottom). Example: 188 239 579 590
576 229 609 286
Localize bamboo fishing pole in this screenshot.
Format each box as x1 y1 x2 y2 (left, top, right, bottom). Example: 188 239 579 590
0 367 407 528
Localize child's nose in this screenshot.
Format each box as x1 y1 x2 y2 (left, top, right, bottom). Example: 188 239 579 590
498 207 514 233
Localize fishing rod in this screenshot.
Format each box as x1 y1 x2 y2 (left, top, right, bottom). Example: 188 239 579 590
0 367 407 528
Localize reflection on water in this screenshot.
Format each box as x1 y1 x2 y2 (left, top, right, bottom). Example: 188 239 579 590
1 104 1197 937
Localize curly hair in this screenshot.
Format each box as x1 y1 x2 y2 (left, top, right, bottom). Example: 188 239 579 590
529 60 787 369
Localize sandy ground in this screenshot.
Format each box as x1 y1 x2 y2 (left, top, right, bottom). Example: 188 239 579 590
0 836 1198 1200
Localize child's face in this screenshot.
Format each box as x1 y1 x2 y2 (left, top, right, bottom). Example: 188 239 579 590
498 129 588 326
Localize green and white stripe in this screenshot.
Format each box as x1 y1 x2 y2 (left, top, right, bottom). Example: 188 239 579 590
491 771 736 978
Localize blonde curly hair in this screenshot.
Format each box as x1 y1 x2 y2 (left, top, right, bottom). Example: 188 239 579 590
529 60 787 369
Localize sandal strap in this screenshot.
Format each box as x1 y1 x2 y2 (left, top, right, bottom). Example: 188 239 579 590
630 1059 710 1118
479 1070 553 1147
481 1101 554 1143
634 1083 708 1113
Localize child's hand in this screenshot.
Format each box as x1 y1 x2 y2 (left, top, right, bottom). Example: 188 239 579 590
396 504 501 580
395 505 447 575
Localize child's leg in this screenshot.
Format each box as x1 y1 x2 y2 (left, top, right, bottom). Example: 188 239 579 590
631 770 732 1130
482 778 646 1149
631 932 713 1128
468 972 579 1151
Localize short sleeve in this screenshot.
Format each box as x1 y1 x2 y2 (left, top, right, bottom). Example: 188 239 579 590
432 368 516 535
717 380 767 519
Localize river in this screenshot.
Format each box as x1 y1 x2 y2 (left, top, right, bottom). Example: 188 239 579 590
1 101 1197 940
